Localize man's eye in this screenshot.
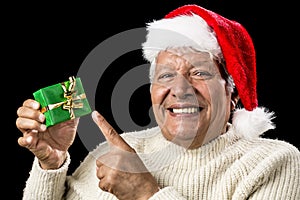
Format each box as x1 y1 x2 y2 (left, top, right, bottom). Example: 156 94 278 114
159 73 174 79
191 70 212 79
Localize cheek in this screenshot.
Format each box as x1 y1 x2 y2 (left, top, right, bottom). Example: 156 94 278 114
202 81 231 120
150 84 169 104
193 80 226 102
191 81 211 100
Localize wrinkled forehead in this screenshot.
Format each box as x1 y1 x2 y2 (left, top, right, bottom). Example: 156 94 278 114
164 46 211 56
156 47 216 66
166 46 203 53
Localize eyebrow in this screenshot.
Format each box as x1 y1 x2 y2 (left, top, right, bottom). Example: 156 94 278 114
191 59 214 67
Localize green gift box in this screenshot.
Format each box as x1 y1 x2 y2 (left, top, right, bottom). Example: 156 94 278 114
33 76 92 127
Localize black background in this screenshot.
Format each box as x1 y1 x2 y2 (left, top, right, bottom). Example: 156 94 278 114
13 1 298 199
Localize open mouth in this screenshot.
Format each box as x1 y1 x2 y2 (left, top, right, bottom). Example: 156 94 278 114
167 107 202 114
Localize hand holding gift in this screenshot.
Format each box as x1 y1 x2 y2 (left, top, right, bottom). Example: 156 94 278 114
16 76 92 169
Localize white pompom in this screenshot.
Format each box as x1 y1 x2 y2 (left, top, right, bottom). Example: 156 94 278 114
232 107 276 139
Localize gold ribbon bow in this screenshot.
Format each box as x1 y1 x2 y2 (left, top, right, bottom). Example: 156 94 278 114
41 76 86 119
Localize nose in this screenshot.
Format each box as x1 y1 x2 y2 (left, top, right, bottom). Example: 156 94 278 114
171 75 194 99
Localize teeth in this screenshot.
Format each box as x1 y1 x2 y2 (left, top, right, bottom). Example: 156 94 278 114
172 107 199 114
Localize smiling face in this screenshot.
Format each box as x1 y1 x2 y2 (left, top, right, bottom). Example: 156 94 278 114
150 47 233 149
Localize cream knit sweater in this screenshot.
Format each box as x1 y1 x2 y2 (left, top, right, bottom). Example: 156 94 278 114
22 126 300 199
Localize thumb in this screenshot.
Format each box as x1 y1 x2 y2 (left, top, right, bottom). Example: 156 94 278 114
92 110 133 152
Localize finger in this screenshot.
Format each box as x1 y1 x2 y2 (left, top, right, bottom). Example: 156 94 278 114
18 135 32 147
92 110 133 152
96 163 106 179
17 130 37 148
99 179 110 192
17 99 45 124
16 117 46 133
23 99 40 109
17 106 45 123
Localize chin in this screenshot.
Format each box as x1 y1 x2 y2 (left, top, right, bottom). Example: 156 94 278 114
162 125 199 145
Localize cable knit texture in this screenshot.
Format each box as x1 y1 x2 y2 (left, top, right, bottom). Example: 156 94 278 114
22 126 300 199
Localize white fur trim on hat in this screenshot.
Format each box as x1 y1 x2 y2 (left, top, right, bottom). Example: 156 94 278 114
142 13 223 63
232 107 276 139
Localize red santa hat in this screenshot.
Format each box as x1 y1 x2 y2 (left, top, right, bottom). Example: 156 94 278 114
142 4 275 138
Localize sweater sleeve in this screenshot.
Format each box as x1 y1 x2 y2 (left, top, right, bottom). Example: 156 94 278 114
234 142 300 200
249 144 300 200
149 186 186 200
22 152 71 200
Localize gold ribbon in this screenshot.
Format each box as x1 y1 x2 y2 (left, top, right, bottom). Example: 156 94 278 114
41 76 85 119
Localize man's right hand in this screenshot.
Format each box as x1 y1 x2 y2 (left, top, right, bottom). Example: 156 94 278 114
16 99 79 169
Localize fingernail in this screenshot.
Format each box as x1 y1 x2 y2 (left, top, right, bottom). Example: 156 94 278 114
39 114 45 122
92 111 98 121
40 124 47 131
26 136 33 144
32 101 39 109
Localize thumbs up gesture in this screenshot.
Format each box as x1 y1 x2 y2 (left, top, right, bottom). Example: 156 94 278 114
92 111 160 200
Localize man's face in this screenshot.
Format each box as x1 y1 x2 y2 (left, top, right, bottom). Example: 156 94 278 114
150 48 232 149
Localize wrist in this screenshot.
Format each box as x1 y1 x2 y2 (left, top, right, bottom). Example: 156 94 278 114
39 152 68 170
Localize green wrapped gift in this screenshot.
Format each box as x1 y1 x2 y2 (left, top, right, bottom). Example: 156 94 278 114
33 76 92 127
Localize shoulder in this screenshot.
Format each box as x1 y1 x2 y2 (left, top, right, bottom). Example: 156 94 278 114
253 137 299 156
226 125 300 160
263 138 300 162
236 137 300 168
